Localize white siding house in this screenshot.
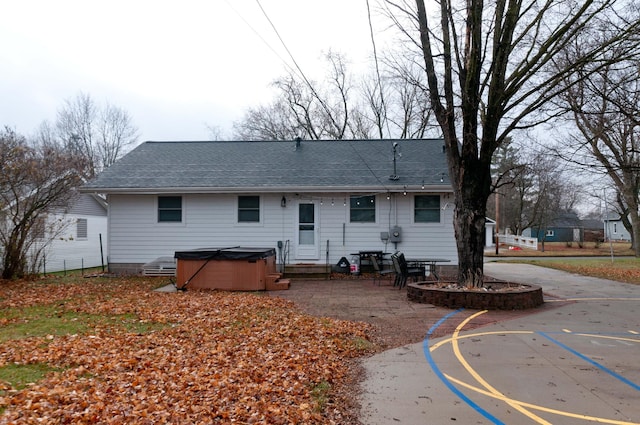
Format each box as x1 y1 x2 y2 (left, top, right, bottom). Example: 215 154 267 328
604 214 632 241
34 193 108 273
82 139 457 274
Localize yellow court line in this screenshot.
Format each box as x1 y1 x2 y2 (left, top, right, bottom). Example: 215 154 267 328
451 311 553 424
429 330 533 351
429 317 640 424
572 333 640 344
445 373 640 425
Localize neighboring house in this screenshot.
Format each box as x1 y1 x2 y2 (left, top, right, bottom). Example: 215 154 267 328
81 139 457 274
33 192 108 273
523 212 604 243
604 214 632 241
485 217 496 247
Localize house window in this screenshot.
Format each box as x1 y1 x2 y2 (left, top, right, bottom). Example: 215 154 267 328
545 230 554 237
77 218 88 239
414 195 440 223
350 195 375 222
238 196 260 223
158 196 182 222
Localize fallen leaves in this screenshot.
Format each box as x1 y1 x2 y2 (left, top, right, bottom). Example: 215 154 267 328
0 277 373 424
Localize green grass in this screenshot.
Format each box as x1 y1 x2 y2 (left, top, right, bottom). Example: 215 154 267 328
0 363 62 391
0 305 168 343
310 380 332 412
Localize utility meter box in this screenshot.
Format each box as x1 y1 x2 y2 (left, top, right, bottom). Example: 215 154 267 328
389 226 402 243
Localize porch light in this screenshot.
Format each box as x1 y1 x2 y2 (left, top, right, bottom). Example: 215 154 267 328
281 196 287 208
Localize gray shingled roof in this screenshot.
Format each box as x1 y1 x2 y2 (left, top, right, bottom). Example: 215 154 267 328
82 139 450 193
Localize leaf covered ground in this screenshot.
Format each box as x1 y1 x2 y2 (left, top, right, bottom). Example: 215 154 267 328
0 277 373 424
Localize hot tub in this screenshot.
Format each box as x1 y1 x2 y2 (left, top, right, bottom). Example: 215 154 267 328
174 247 277 291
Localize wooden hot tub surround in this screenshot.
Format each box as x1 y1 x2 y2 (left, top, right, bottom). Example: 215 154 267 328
175 247 289 291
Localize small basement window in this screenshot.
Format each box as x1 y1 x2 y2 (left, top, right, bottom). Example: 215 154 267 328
158 196 182 222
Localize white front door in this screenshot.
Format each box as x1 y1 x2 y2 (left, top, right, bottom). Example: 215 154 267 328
296 201 319 259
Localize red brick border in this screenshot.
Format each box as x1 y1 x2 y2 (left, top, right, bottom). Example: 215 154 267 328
406 282 544 310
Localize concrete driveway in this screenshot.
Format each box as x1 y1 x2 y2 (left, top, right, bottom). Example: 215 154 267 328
359 262 640 425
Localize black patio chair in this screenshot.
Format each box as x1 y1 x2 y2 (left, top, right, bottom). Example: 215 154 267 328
397 253 424 289
371 255 395 286
390 253 404 288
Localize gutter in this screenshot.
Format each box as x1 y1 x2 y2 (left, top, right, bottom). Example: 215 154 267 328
78 185 454 195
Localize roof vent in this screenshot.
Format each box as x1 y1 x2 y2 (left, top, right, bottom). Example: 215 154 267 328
295 137 302 150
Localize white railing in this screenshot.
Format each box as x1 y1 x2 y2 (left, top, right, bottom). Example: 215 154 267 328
497 234 538 250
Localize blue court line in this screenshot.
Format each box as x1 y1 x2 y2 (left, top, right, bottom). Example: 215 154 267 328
539 332 640 392
423 309 505 425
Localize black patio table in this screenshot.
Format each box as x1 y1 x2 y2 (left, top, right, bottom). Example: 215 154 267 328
405 258 451 281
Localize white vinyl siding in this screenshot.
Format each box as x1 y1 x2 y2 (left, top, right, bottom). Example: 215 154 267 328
30 213 107 273
106 192 457 266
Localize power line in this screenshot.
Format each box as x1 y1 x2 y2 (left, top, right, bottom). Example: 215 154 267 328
366 0 391 139
254 0 344 136
221 0 297 77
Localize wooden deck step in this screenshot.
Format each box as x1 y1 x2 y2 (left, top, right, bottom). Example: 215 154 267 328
283 264 331 279
266 278 290 291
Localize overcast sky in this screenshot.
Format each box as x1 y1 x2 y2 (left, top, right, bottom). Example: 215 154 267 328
2 0 395 142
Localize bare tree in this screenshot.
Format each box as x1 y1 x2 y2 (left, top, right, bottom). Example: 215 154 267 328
56 93 139 178
489 140 581 240
555 54 640 255
233 50 440 141
389 0 640 286
0 127 83 279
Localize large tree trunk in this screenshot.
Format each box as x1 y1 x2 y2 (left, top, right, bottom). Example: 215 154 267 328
453 195 487 288
451 152 492 287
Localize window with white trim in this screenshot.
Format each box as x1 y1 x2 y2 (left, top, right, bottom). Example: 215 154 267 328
350 195 375 222
238 196 260 223
414 195 440 223
158 196 182 222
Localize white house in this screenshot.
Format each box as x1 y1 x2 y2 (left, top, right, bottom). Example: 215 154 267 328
35 192 108 273
81 139 457 274
604 214 632 241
